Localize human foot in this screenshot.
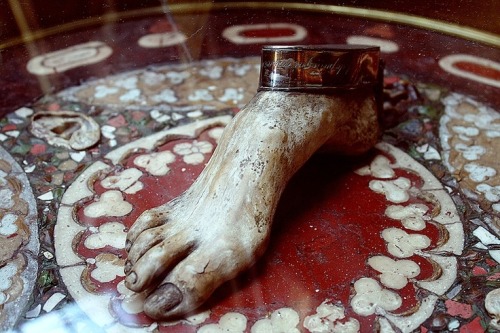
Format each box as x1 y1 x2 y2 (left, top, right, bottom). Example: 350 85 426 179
124 45 382 320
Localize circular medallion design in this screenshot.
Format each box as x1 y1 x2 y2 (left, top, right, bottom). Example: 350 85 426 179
0 4 498 331
0 146 39 330
55 115 463 332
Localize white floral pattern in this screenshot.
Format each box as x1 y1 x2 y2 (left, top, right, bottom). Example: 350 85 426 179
94 85 119 98
439 94 499 212
90 254 125 283
476 184 500 202
83 190 133 218
165 71 190 84
0 262 17 305
355 155 395 179
134 151 176 176
381 228 431 258
351 278 402 316
367 255 420 289
385 204 430 231
173 140 213 165
0 213 18 237
464 163 497 182
151 89 178 103
303 301 360 333
251 308 300 333
188 89 214 102
200 65 223 79
84 222 127 250
101 168 143 194
369 177 411 203
198 312 247 333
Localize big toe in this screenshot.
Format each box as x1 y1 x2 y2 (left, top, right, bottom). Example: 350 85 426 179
143 246 250 319
143 283 184 317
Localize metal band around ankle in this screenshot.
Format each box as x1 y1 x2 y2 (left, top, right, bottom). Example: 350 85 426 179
258 45 381 92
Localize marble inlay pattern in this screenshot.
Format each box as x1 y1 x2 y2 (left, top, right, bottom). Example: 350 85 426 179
438 54 500 88
222 23 308 44
58 57 260 112
0 146 39 331
0 51 495 332
26 41 113 76
53 113 464 331
0 10 498 331
440 94 500 218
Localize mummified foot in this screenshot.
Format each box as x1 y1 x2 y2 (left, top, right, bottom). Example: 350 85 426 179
125 45 382 320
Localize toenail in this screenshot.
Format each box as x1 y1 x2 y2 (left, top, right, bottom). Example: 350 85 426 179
125 240 132 252
126 271 137 285
124 261 132 274
146 283 183 313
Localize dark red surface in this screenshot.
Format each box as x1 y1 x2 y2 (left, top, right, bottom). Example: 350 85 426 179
454 61 500 80
74 128 443 331
2 1 498 42
0 6 499 117
241 28 297 38
0 3 497 331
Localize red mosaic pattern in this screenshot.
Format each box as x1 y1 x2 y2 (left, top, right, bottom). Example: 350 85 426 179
71 127 451 331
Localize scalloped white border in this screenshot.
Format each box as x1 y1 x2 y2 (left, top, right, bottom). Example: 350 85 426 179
0 146 40 330
55 125 463 332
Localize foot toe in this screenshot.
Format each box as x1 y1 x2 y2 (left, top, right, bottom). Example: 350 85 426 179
143 283 184 317
125 232 194 292
143 246 251 319
127 224 175 265
127 206 170 244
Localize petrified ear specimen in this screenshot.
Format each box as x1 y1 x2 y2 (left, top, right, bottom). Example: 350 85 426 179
30 110 100 150
125 45 382 320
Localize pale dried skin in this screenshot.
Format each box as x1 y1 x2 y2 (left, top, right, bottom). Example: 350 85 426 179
125 90 379 320
30 110 100 150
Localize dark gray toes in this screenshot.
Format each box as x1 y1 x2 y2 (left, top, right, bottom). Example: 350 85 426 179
144 283 183 318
